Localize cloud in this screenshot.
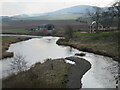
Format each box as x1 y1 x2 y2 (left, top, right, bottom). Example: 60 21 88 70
0 0 114 16
1 2 81 16
2 2 28 16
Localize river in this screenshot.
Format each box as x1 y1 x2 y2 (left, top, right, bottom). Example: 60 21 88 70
0 35 119 88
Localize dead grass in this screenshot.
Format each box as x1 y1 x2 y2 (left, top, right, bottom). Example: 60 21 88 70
2 57 91 88
2 59 70 88
1 36 31 59
57 31 120 62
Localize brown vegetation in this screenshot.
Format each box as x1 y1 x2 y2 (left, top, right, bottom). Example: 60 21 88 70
57 31 120 62
1 20 89 36
2 52 13 59
2 20 87 30
1 36 31 59
2 57 91 88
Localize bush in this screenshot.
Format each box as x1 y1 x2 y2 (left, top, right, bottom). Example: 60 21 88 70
64 26 74 39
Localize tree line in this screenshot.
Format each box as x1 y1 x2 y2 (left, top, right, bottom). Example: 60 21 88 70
77 0 120 32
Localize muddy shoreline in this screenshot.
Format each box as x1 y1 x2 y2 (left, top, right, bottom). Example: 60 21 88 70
1 35 119 88
1 36 91 88
1 36 32 59
1 32 64 37
56 38 119 62
2 57 91 88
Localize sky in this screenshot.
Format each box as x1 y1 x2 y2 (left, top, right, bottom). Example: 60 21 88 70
0 0 115 16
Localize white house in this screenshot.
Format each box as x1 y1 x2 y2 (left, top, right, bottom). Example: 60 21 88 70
89 21 103 33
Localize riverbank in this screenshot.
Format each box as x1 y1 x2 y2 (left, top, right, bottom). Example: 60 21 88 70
1 30 63 37
1 32 64 38
1 36 31 59
57 31 120 62
2 57 91 88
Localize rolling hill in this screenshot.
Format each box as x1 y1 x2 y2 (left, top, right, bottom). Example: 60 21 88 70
3 5 103 20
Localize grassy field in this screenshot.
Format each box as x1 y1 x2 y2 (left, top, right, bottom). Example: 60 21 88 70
57 31 120 62
2 20 88 32
2 28 32 33
1 20 89 36
1 36 31 59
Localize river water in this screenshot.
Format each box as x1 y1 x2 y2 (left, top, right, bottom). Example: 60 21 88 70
1 35 119 88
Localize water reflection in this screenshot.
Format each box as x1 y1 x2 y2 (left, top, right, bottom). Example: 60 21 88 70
1 37 79 78
66 47 74 55
77 53 118 88
0 36 118 88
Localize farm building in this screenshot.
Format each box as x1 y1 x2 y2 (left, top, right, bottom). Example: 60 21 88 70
89 21 103 33
30 28 38 31
38 24 55 31
89 21 116 33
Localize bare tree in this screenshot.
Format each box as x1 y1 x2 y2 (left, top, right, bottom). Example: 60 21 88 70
111 0 120 30
10 54 28 72
64 26 74 39
99 0 120 30
101 10 113 27
87 7 103 32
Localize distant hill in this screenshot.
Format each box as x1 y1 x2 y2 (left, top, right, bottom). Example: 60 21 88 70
3 5 105 20
50 5 94 14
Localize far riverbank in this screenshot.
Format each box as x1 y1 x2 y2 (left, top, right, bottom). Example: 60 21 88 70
57 31 120 63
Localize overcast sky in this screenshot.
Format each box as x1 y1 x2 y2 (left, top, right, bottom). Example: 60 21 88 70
0 0 115 16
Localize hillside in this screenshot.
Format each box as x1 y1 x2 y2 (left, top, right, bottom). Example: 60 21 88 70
4 5 101 20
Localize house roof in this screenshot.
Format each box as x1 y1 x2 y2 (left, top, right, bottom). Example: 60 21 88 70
91 21 96 25
90 21 103 27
